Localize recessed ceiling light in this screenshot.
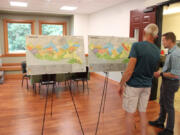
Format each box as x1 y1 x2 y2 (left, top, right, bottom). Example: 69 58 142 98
10 1 28 7
60 6 77 11
163 7 180 15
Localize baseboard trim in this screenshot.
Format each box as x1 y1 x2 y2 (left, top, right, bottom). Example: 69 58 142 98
90 72 119 85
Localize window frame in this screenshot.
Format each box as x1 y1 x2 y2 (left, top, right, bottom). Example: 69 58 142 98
39 21 67 36
3 19 35 57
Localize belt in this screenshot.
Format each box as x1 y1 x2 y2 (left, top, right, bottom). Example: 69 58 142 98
162 77 179 82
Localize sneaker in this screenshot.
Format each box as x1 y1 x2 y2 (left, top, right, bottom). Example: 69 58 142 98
149 120 164 129
158 129 173 135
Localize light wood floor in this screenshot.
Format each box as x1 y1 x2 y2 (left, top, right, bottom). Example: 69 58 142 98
0 73 180 135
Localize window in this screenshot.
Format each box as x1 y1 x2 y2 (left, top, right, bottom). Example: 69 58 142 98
39 21 67 36
3 19 34 56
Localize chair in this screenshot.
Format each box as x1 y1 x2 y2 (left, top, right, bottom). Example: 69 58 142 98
39 74 56 94
72 66 89 93
0 71 4 84
56 73 70 87
39 74 56 123
21 61 30 89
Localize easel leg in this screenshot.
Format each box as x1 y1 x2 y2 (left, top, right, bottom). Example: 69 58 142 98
82 80 85 93
68 79 85 135
39 83 41 94
86 80 89 95
95 72 109 135
41 85 49 135
51 84 55 116
26 77 29 90
34 83 36 94
102 74 109 113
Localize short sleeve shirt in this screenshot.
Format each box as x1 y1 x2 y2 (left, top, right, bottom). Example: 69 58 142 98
127 41 160 87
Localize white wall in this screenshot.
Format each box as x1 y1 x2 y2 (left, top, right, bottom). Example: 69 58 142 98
88 0 144 36
69 15 74 36
73 14 89 54
162 13 180 40
88 0 145 82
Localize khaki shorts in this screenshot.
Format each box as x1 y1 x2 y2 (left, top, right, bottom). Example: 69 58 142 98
122 85 151 113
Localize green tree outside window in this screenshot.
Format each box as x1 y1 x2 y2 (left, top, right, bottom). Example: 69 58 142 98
42 24 63 36
7 23 31 53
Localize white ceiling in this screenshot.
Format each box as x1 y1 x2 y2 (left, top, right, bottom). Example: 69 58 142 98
145 0 168 7
163 2 180 15
0 0 129 14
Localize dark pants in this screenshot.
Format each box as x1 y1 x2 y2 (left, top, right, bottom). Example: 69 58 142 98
158 78 179 132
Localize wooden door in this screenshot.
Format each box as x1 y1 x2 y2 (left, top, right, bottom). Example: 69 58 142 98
130 8 156 41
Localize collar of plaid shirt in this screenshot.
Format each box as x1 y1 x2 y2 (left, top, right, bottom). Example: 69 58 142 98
168 45 177 54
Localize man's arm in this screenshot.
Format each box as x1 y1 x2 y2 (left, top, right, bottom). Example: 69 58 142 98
162 54 180 79
162 72 179 79
120 57 137 86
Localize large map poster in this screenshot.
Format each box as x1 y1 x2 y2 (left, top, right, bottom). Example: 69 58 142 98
26 35 85 75
88 36 137 72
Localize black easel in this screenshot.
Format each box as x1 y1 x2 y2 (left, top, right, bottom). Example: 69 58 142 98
41 74 56 135
41 84 49 135
95 72 109 135
67 75 85 135
40 73 85 135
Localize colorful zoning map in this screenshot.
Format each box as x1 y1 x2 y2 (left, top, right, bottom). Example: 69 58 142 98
27 40 82 64
88 36 137 72
26 35 85 75
89 42 131 63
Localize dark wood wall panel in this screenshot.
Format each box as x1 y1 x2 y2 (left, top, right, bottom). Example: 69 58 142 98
130 9 156 41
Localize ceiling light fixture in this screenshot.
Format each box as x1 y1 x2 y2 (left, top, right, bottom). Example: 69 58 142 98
60 6 77 11
163 7 180 15
10 1 28 7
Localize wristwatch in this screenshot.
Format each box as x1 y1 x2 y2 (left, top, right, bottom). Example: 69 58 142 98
160 72 164 77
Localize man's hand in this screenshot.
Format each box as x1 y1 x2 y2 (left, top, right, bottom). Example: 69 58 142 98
154 71 160 78
118 84 125 97
118 57 136 97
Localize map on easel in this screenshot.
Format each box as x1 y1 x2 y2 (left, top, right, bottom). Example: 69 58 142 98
26 35 85 75
88 36 137 72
